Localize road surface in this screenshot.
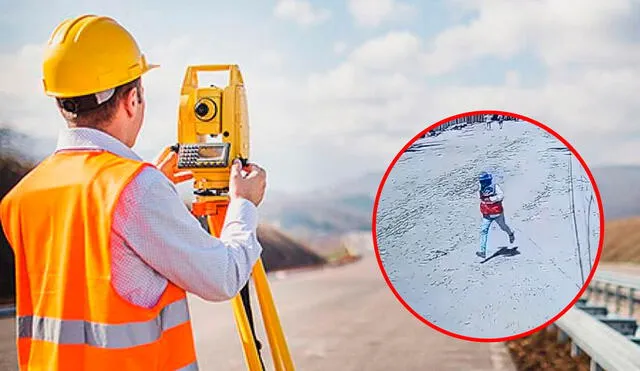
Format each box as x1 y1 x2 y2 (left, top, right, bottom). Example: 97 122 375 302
0 256 516 370
376 119 600 339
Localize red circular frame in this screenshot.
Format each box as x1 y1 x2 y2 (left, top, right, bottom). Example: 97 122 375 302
371 110 605 343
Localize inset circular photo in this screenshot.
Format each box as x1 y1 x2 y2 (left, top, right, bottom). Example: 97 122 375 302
373 111 604 341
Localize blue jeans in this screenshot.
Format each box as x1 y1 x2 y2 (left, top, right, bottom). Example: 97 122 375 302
479 214 513 253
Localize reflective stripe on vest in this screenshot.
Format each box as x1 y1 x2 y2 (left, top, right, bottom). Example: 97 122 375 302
18 298 189 348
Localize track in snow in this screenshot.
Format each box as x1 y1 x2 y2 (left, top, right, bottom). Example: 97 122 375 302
376 120 600 339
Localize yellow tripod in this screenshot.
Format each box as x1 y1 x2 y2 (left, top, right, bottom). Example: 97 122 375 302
192 200 294 370
176 65 294 370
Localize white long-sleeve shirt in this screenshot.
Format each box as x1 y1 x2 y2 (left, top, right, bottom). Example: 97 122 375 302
56 127 263 308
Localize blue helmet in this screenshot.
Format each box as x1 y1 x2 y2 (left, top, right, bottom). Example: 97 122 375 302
479 171 492 183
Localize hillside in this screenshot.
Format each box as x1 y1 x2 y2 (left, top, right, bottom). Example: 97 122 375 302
0 154 28 300
260 172 381 237
602 217 640 263
257 224 324 271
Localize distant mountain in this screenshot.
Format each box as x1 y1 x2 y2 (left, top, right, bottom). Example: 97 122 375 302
0 152 31 300
0 128 38 299
0 126 54 162
260 172 383 237
591 166 640 220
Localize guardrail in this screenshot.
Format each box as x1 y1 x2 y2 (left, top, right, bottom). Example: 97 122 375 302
586 271 640 316
554 306 640 371
549 270 640 371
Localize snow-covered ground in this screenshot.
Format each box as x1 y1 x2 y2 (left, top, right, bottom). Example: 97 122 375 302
375 119 600 339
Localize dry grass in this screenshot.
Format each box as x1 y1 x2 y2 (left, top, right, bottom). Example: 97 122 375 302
507 327 590 371
602 217 640 263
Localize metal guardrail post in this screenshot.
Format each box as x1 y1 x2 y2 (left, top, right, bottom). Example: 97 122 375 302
590 359 605 371
617 286 622 314
571 342 582 357
631 288 636 317
596 282 602 301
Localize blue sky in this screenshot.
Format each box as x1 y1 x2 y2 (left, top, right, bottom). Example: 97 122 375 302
1 0 639 193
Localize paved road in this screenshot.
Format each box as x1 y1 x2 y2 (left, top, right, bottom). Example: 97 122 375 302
0 256 515 370
0 316 15 371
376 121 600 339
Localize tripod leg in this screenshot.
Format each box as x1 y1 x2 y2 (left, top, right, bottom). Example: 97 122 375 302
240 284 266 370
231 294 264 370
253 260 295 370
202 214 264 371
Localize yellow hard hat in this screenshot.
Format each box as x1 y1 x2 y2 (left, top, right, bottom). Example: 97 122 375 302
42 15 158 98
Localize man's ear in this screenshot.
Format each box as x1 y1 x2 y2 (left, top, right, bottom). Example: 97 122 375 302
123 87 139 118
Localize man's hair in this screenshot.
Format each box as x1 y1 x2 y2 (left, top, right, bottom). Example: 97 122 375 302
57 78 142 129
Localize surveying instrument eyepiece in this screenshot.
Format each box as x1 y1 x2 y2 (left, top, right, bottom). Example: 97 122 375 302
176 65 294 370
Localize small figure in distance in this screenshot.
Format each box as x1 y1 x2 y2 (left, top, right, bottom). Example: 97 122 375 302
476 172 515 259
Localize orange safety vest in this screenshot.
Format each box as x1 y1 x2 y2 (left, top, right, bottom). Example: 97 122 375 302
0 150 198 370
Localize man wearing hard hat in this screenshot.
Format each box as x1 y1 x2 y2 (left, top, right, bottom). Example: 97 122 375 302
0 15 266 370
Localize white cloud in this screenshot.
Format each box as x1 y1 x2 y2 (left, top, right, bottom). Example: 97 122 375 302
274 0 331 26
257 50 285 69
504 70 520 87
0 43 62 137
424 0 639 75
349 31 421 70
347 0 413 27
333 41 348 55
301 0 640 172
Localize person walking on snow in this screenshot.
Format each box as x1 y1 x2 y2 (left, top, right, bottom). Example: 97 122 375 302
476 172 515 259
485 115 492 130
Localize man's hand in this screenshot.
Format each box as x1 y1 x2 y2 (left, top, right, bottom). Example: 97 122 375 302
153 146 193 184
229 159 266 206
